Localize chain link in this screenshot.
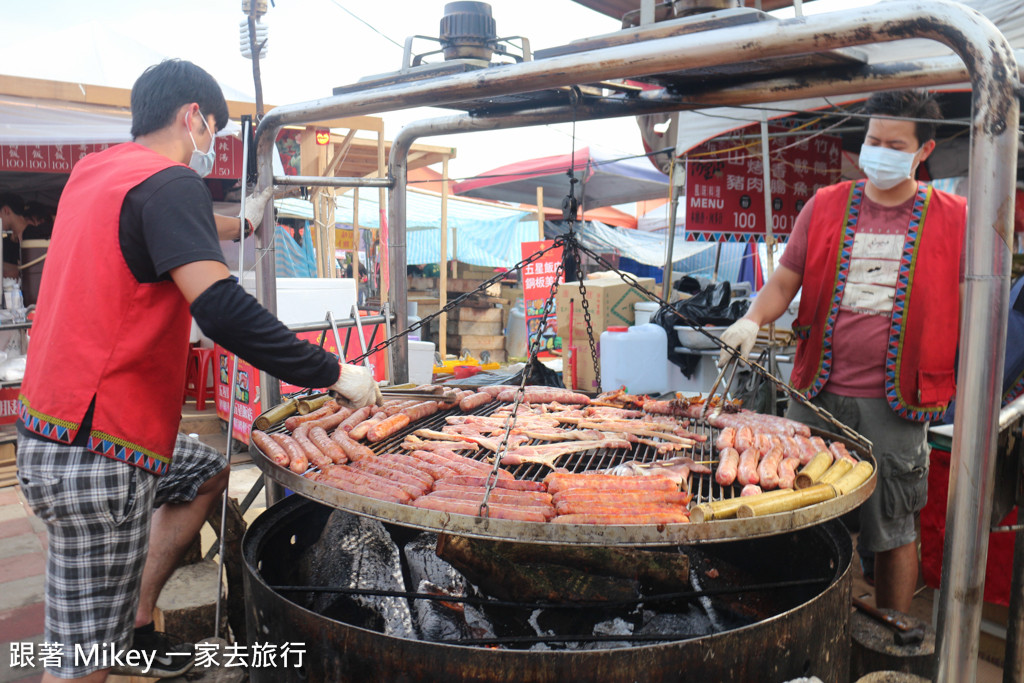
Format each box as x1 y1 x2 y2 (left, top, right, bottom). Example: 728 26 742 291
479 261 566 516
566 234 600 389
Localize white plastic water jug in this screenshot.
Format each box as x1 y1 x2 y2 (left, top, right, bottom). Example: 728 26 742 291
600 324 669 395
505 299 528 358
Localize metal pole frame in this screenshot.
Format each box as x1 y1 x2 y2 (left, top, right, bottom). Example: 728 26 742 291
252 4 1019 677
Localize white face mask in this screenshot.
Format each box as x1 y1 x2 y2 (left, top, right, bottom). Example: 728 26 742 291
187 110 217 178
858 144 918 191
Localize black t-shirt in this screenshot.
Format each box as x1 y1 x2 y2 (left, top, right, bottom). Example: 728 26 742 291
2 235 18 267
119 166 226 281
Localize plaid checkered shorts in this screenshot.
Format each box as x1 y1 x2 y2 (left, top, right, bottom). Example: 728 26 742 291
16 432 226 677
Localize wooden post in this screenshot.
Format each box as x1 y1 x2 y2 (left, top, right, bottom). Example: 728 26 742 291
536 187 545 240
353 190 360 282
440 159 449 359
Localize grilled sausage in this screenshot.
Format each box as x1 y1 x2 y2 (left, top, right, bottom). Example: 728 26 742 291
740 484 763 497
367 414 412 443
734 426 755 453
553 512 688 525
291 425 334 468
408 450 487 478
737 447 760 487
348 411 386 441
315 465 413 503
425 449 514 479
384 400 420 417
551 489 691 507
433 475 546 492
496 388 590 405
339 406 375 432
270 433 309 473
430 484 553 505
543 473 678 495
352 456 435 488
252 430 289 467
300 406 355 433
427 490 554 512
553 501 689 516
459 391 491 412
308 426 349 464
778 456 800 489
412 495 552 522
283 400 340 432
758 445 785 490
716 447 740 487
402 401 440 422
332 428 375 461
715 427 736 451
377 452 455 480
348 460 431 495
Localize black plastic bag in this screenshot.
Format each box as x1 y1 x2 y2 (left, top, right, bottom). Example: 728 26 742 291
653 282 751 378
731 348 786 416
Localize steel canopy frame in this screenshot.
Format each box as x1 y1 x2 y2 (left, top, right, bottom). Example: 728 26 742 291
252 3 1018 680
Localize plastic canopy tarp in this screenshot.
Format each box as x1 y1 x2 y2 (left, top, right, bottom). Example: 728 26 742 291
452 146 670 209
668 0 1024 159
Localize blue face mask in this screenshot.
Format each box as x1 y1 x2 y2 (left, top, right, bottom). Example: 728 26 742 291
187 110 217 178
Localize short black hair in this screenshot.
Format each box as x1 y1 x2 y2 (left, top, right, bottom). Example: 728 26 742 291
23 201 53 223
130 59 229 139
0 193 26 216
862 90 943 146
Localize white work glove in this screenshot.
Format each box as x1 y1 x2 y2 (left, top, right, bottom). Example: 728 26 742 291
330 362 383 409
241 186 274 236
718 318 761 367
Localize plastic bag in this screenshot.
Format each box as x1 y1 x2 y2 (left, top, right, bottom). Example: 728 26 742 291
674 281 750 327
731 348 786 416
653 282 751 378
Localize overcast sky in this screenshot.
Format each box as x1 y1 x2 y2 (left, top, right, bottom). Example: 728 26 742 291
4 0 876 181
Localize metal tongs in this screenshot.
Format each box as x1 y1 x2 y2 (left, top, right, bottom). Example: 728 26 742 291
700 355 742 420
380 385 459 403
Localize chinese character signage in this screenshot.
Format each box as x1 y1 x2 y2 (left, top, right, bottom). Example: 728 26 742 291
214 322 388 444
2 137 243 177
684 123 842 241
520 240 563 356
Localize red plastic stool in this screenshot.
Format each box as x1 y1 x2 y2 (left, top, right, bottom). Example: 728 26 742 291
183 346 216 411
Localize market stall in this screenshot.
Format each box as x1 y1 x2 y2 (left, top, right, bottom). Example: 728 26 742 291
245 1 1018 681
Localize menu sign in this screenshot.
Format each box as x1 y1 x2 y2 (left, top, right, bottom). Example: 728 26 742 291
3 136 243 177
685 123 841 241
520 240 563 356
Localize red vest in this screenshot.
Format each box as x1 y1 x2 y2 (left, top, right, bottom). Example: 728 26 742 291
790 180 966 422
19 143 193 474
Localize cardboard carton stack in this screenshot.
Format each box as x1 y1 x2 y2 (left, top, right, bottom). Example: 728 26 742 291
556 276 656 392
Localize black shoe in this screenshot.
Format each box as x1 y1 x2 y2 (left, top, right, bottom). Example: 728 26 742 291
112 628 195 679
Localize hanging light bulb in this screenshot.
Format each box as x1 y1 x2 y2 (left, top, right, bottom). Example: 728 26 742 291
239 19 268 60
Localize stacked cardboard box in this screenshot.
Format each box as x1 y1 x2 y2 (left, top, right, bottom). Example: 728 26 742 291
556 277 656 392
447 305 506 362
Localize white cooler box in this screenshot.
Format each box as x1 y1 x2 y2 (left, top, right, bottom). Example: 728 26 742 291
241 275 358 326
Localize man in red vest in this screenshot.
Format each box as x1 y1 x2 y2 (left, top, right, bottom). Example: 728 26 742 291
15 60 378 682
719 90 965 614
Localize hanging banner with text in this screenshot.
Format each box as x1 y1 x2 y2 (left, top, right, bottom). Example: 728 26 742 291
520 240 563 357
684 123 842 241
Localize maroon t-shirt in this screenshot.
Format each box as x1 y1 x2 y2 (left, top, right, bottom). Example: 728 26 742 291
781 193 946 398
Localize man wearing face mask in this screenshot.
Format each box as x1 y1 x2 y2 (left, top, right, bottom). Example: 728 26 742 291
718 90 965 614
16 59 379 682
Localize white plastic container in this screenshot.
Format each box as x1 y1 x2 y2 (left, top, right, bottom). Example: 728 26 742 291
407 340 436 385
241 275 357 326
633 301 660 326
600 324 669 395
505 299 527 358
